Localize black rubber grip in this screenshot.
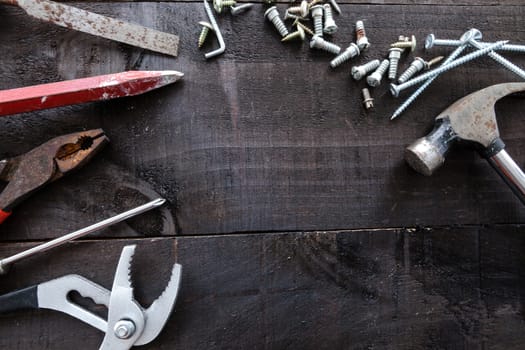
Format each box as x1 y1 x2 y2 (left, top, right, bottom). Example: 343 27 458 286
481 138 506 158
0 285 38 314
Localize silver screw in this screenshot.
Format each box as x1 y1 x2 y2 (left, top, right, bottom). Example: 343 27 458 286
351 59 380 80
265 6 289 38
329 43 359 68
322 4 337 35
468 37 525 80
198 21 214 48
366 59 389 87
230 3 254 15
362 88 374 109
397 56 444 83
282 25 306 42
310 35 341 54
388 48 404 80
391 35 416 52
310 5 324 37
114 320 136 339
390 29 480 120
390 40 507 97
287 0 309 18
355 21 370 51
213 0 236 14
426 31 525 56
328 0 341 14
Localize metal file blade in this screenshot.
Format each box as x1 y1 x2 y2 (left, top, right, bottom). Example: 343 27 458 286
1 0 179 56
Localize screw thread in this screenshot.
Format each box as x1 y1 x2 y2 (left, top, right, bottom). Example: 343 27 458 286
391 44 468 119
376 59 390 75
398 63 420 84
330 46 356 67
222 0 236 6
313 16 323 36
468 39 525 80
271 15 289 37
388 57 400 80
324 5 334 22
355 20 366 40
287 5 302 14
319 39 341 54
198 26 210 48
361 59 380 74
297 22 315 36
391 42 412 48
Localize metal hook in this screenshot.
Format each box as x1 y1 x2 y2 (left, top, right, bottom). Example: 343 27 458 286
203 0 225 59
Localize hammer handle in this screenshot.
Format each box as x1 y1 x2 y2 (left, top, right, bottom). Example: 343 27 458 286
487 149 525 205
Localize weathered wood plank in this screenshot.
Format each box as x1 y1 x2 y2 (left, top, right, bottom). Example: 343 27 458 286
0 227 523 349
1 3 525 238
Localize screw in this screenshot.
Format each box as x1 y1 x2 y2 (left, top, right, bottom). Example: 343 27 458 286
351 59 380 80
323 4 337 35
391 35 416 52
114 320 136 339
213 0 236 14
388 48 404 80
366 59 389 87
197 21 214 48
265 6 289 38
390 29 480 120
398 35 410 42
284 10 302 21
329 43 359 68
425 31 481 49
468 36 525 80
307 0 323 9
362 88 374 109
296 21 315 36
328 0 341 14
355 21 370 51
230 3 253 15
282 26 306 42
397 56 444 83
310 35 341 54
390 40 507 97
287 0 309 18
426 33 525 54
310 5 324 37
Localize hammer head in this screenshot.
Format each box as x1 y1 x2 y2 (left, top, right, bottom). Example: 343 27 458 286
405 82 525 176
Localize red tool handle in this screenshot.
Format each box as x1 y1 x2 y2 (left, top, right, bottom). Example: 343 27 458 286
0 210 11 224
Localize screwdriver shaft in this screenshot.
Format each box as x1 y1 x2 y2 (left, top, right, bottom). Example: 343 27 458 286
0 198 166 274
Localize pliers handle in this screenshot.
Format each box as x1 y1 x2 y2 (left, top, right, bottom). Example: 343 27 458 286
0 129 108 223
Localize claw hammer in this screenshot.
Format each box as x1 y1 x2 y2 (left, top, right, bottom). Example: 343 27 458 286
405 82 525 205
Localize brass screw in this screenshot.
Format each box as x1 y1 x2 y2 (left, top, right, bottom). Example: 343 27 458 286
282 25 306 42
391 35 417 52
287 0 309 18
213 0 236 14
198 21 214 48
307 0 323 9
295 21 315 36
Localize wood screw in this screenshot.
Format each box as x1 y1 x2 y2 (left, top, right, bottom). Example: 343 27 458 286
397 56 443 84
198 21 214 48
265 6 289 37
330 43 359 68
366 59 390 87
388 48 404 80
282 26 306 42
322 4 337 35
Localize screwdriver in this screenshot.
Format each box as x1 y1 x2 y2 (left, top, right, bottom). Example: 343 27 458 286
0 198 166 274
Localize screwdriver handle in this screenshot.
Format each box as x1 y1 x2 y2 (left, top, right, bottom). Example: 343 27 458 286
0 285 38 314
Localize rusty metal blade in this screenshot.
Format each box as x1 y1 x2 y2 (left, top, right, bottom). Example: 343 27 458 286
0 70 184 116
4 0 179 56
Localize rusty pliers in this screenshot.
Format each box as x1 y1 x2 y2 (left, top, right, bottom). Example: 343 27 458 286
0 129 109 223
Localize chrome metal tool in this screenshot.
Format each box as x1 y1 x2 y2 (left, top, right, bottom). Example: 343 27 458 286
0 245 182 350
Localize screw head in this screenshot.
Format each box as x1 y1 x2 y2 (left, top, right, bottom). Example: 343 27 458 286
310 4 323 17
459 28 482 45
425 34 435 49
389 83 401 97
309 34 323 48
264 6 278 19
356 36 370 51
366 74 380 87
198 21 214 30
299 0 309 17
409 35 417 51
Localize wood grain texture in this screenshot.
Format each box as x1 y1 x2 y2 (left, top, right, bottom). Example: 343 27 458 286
1 3 525 236
0 228 523 349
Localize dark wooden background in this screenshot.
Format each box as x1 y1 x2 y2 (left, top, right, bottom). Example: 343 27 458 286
0 0 524 348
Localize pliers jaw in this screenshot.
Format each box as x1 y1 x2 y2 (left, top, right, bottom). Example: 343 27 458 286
0 129 108 216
